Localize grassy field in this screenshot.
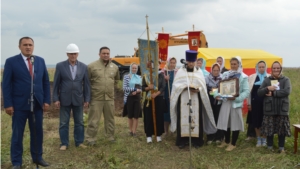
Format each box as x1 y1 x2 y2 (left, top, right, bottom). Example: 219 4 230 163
1 68 300 169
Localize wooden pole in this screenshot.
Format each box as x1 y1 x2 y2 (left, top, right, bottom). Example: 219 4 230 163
146 15 157 140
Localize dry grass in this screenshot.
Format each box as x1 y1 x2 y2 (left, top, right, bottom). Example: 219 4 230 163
1 113 300 169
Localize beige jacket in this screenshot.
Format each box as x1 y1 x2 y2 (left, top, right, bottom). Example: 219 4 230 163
88 59 120 101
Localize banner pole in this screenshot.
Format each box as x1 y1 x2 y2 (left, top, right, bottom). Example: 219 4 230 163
146 15 157 140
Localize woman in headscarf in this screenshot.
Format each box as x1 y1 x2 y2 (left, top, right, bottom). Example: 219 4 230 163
163 57 178 136
142 62 166 143
216 56 229 73
122 63 142 136
247 61 270 147
258 61 291 153
205 63 223 144
197 58 209 77
214 56 250 151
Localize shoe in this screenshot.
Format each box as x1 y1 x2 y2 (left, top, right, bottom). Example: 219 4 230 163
60 145 67 151
207 141 213 145
261 138 267 147
157 136 162 142
267 146 274 152
245 137 254 141
147 137 152 143
256 137 262 147
78 144 87 148
217 142 229 148
12 166 21 169
87 141 96 146
193 144 200 149
129 132 133 136
33 159 50 167
278 149 285 154
178 144 186 149
132 133 137 137
215 140 221 144
225 144 236 151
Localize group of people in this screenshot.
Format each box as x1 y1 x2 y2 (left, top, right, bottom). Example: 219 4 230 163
122 49 292 153
2 37 120 168
2 36 292 168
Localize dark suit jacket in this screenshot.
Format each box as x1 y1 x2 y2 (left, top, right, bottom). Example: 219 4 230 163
52 60 91 106
2 54 51 110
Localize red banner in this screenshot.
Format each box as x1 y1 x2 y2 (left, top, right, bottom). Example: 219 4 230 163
158 33 169 61
188 31 201 51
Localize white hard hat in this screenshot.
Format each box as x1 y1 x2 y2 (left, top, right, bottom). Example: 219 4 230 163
66 43 79 53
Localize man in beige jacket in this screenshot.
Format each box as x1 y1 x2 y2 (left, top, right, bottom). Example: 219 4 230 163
85 46 120 145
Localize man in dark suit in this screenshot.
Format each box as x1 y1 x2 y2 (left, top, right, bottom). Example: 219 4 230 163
2 37 51 168
52 43 91 151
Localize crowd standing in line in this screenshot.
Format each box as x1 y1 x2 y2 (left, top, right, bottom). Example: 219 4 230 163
2 36 291 168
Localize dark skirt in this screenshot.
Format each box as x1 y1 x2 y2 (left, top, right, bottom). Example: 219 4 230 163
176 94 204 147
250 85 264 128
122 95 142 118
261 115 291 137
143 96 165 137
246 109 256 137
163 97 171 122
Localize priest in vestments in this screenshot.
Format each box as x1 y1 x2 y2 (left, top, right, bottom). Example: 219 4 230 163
170 50 217 148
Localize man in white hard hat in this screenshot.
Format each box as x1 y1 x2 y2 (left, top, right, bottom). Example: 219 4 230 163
52 43 91 150
85 46 120 145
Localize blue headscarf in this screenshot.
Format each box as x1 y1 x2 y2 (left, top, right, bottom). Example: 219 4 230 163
198 58 209 77
129 63 142 88
254 60 267 85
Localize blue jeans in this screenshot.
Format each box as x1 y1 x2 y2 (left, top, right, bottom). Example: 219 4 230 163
59 105 84 147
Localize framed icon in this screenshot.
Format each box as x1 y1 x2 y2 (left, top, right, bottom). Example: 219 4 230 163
218 78 239 98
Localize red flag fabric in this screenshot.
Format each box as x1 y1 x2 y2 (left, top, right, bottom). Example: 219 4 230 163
188 31 201 51
158 33 169 61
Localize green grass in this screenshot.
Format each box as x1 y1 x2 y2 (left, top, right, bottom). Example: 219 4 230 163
1 68 300 169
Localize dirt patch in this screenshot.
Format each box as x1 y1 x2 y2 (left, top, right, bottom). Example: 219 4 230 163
114 87 124 116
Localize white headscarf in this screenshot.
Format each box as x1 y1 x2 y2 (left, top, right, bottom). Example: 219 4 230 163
217 56 225 70
223 56 247 79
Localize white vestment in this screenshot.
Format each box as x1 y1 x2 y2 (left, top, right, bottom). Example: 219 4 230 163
170 66 217 136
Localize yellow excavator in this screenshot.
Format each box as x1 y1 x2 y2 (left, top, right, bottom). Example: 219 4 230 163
111 29 208 79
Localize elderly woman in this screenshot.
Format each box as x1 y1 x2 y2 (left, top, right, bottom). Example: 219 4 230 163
122 63 142 136
205 63 223 144
248 61 270 147
216 56 229 73
214 56 250 151
257 61 291 153
142 64 166 143
163 57 177 136
197 58 209 77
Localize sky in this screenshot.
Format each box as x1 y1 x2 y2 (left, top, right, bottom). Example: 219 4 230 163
1 0 300 67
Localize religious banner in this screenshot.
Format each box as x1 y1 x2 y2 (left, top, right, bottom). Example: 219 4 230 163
138 39 159 95
157 33 169 61
188 31 201 51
